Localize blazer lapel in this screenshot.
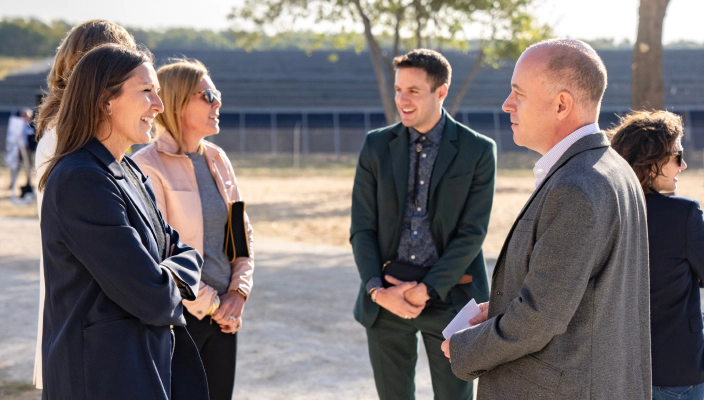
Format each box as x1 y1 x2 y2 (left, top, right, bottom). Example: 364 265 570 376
83 140 159 253
492 132 611 280
389 124 410 214
429 116 459 198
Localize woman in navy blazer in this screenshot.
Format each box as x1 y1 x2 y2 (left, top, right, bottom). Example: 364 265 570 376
38 44 208 400
611 110 704 400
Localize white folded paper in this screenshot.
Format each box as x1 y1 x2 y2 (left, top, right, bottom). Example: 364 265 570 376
442 299 481 339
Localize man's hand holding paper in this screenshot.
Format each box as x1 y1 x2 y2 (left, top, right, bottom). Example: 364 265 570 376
441 301 489 361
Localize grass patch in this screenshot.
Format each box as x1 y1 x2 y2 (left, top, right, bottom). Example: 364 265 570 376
228 153 358 177
226 152 542 178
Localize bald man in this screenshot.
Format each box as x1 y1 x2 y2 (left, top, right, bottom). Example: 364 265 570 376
441 39 651 398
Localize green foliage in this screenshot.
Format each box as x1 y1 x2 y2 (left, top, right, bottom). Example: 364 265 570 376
0 18 70 57
130 28 241 50
0 17 376 56
482 8 553 68
229 0 551 64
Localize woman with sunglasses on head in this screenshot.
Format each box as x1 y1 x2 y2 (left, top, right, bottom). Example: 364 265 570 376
32 19 137 389
610 110 704 400
133 59 254 400
39 44 208 400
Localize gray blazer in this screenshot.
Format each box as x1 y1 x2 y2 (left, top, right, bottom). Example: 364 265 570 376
449 133 652 399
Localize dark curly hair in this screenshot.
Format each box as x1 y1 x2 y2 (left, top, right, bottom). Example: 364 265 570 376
608 110 684 194
393 49 451 92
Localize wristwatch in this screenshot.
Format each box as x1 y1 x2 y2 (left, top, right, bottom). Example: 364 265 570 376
369 287 381 303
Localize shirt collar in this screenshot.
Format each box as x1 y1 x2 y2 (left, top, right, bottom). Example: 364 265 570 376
409 110 446 145
533 123 600 188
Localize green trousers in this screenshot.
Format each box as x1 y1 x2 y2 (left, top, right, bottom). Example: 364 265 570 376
366 297 474 400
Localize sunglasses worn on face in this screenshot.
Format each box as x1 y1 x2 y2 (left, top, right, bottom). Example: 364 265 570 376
671 149 684 167
195 89 221 104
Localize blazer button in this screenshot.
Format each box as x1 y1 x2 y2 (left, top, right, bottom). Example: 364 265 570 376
496 291 503 296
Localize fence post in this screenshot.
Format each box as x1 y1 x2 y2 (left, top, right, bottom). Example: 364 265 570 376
492 110 503 153
302 112 309 154
293 122 301 169
239 112 246 154
333 112 340 155
270 112 277 154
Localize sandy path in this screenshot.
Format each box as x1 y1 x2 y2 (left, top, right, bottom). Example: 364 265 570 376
1 169 702 398
0 218 40 385
0 218 453 399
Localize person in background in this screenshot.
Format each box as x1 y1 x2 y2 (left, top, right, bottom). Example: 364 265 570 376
5 108 34 202
39 43 208 400
32 19 137 389
610 110 704 400
133 58 254 400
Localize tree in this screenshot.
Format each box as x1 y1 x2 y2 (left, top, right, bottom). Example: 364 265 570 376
631 0 670 110
229 0 551 124
448 8 550 117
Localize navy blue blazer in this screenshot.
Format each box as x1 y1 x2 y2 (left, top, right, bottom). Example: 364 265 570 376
40 139 209 400
647 192 704 387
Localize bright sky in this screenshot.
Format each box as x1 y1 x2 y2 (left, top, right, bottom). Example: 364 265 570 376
1 0 702 44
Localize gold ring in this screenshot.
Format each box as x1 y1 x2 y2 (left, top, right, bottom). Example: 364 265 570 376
404 315 409 319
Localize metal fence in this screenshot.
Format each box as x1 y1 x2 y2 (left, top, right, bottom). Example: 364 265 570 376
2 107 704 156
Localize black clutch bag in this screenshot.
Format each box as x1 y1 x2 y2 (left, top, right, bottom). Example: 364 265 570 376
381 260 429 288
225 201 250 263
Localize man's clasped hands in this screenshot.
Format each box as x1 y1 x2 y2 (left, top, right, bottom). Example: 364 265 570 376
378 275 489 362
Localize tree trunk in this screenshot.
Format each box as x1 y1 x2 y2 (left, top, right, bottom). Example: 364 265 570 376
413 0 423 49
393 10 402 58
449 50 486 117
632 0 670 110
351 0 399 124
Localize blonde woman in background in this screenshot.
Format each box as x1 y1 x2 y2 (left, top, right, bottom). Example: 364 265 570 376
133 59 254 400
32 19 137 389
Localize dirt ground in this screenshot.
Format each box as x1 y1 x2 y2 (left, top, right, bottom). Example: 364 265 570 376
1 157 703 399
0 163 539 254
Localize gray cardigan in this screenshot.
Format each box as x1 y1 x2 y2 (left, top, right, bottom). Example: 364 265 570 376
449 133 652 399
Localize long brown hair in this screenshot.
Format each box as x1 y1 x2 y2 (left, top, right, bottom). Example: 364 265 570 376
154 59 209 154
38 44 153 190
608 110 684 194
35 20 135 139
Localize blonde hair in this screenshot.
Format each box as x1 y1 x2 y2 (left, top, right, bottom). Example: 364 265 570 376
35 20 136 139
155 59 209 154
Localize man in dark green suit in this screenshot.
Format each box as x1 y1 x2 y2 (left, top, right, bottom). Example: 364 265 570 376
350 49 496 399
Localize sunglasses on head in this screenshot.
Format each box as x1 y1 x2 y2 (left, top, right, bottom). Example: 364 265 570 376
195 89 221 104
671 149 684 167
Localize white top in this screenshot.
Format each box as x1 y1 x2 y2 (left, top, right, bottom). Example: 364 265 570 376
34 127 55 389
533 123 600 188
35 126 57 184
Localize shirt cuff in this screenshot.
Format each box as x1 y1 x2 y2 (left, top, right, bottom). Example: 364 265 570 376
426 284 439 300
365 277 383 294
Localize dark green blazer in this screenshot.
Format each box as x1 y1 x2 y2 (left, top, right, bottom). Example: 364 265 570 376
351 114 496 328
